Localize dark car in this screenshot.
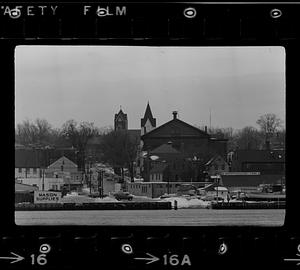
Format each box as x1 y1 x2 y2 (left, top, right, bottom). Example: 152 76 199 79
113 191 133 201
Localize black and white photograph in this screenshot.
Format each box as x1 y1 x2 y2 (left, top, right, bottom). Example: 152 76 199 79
14 46 285 226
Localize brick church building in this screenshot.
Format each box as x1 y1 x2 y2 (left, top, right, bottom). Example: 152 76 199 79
139 105 228 182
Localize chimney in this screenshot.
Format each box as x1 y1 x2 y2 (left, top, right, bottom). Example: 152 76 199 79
205 126 207 133
172 111 178 119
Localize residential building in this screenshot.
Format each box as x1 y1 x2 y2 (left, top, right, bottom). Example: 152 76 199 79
15 149 42 179
45 156 83 191
205 154 230 176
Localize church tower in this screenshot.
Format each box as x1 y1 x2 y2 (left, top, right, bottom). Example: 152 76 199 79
114 107 128 131
141 102 156 135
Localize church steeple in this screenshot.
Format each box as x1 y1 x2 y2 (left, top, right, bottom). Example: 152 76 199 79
141 102 156 135
114 106 128 131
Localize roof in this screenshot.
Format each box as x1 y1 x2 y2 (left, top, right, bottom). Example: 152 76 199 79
15 148 78 168
47 156 78 169
15 182 39 192
201 182 228 192
141 117 210 139
141 102 156 127
177 184 198 191
234 149 285 163
15 149 42 168
150 143 181 155
150 163 168 174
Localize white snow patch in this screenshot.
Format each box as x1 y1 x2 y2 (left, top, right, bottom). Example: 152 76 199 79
160 196 211 209
94 196 118 202
61 195 95 203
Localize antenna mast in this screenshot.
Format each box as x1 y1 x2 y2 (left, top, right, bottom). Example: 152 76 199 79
209 107 212 131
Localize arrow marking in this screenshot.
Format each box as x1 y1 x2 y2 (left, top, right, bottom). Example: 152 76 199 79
0 252 25 264
284 253 300 266
134 253 160 264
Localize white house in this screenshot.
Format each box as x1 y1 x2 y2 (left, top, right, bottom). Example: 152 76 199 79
45 156 83 190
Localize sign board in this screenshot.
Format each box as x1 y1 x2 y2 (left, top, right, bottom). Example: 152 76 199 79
34 191 62 204
221 172 260 176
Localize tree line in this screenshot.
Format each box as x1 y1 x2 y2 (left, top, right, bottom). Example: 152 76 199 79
198 113 285 151
15 114 285 179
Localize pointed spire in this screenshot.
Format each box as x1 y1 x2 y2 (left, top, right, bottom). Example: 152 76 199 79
141 102 156 127
144 102 154 119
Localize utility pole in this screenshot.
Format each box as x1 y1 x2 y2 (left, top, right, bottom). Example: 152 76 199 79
42 168 45 191
101 170 104 197
216 175 219 204
97 170 100 197
97 170 103 197
89 164 92 194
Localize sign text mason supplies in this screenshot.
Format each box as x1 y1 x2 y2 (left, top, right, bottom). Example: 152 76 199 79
34 191 62 204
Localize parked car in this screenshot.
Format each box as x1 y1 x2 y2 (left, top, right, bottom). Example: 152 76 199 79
113 191 133 201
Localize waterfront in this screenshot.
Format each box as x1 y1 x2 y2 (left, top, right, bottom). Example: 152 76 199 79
15 209 285 226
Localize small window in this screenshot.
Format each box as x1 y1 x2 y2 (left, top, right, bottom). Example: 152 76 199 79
33 168 37 174
18 168 22 173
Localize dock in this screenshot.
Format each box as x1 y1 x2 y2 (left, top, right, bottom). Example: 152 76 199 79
211 201 285 209
15 201 172 211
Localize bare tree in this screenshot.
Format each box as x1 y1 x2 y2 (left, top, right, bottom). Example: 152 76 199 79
100 130 139 182
61 120 99 170
256 113 283 145
15 118 53 147
233 126 263 150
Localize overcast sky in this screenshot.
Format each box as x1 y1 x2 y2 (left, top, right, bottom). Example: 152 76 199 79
15 46 285 130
